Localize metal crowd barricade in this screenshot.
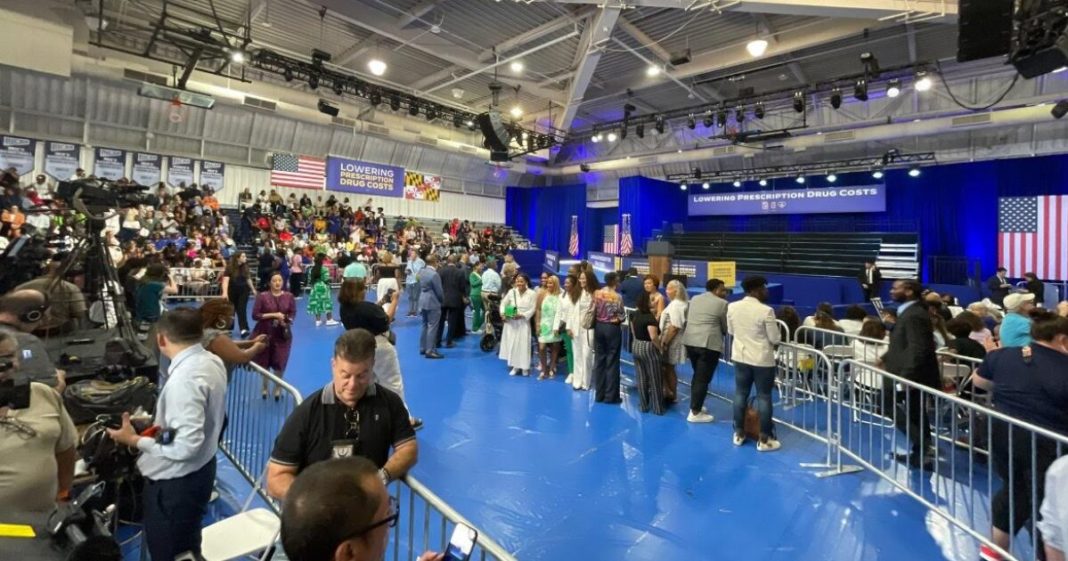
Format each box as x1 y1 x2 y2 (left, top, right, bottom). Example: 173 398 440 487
389 477 518 561
164 267 225 301
833 359 1068 561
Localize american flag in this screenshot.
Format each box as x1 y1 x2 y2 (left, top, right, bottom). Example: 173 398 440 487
603 224 619 254
998 195 1068 281
271 153 325 189
620 213 633 256
568 215 579 257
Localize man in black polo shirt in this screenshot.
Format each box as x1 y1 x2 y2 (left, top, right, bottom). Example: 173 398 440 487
266 329 417 499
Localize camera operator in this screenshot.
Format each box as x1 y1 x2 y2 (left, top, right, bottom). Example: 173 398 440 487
0 289 65 391
106 308 227 561
0 330 77 512
15 254 88 336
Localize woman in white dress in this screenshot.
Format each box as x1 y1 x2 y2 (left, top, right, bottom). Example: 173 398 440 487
568 269 598 391
499 273 537 376
659 279 689 402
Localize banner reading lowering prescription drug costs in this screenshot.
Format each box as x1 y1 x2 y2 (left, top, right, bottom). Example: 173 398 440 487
688 185 886 216
0 135 36 175
325 156 404 197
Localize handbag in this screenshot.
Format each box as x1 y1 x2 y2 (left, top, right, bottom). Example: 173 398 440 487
581 294 595 330
271 294 292 341
503 289 518 318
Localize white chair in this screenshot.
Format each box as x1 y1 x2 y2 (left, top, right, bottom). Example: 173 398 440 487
201 466 280 561
822 345 854 361
939 362 973 388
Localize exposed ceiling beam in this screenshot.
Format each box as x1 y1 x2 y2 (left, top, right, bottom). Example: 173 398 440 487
554 5 621 131
334 36 377 68
409 66 458 90
396 0 442 29
530 0 957 21
753 13 808 85
478 5 593 63
616 17 672 65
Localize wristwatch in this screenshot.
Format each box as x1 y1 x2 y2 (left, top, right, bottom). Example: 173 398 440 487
378 467 392 486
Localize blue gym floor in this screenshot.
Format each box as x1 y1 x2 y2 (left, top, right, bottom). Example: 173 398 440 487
256 293 988 561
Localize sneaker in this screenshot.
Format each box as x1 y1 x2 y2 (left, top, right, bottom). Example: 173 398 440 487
979 544 1005 561
509 368 519 376
315 320 322 327
732 433 745 446
564 375 573 385
325 319 339 326
757 438 782 452
687 411 715 423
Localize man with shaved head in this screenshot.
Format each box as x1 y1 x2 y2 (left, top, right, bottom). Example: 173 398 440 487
0 289 63 391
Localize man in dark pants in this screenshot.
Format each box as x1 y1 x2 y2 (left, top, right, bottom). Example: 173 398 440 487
986 267 1012 307
107 308 227 561
858 260 882 301
881 279 940 470
436 255 468 348
682 278 729 423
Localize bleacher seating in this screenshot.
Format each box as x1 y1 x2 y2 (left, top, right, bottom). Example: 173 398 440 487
665 231 919 278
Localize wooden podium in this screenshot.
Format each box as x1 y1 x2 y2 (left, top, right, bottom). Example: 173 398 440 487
646 241 674 286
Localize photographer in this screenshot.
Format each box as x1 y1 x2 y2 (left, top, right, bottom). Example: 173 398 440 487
106 308 227 561
0 289 65 390
0 330 77 512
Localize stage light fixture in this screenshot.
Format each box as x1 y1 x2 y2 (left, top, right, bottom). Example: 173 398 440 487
1052 99 1068 119
687 115 696 129
333 80 344 96
732 179 742 188
654 115 665 134
735 106 745 123
795 174 805 184
230 50 246 64
716 108 727 127
914 70 933 92
759 178 768 187
793 91 804 113
694 168 702 180
830 88 842 110
702 182 711 190
636 122 645 138
527 134 535 152
908 166 921 177
886 79 901 98
426 107 437 120
854 79 868 102
389 94 401 111
591 132 602 143
619 125 628 140
872 169 884 179
282 67 294 82
680 183 688 191
754 103 765 119
370 91 382 106
826 172 837 183
308 74 319 90
606 132 618 142
467 120 477 131
368 59 387 76
746 39 769 58
453 114 463 128
702 111 714 128
408 103 420 117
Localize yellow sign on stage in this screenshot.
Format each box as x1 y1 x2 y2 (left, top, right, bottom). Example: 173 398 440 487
707 261 737 288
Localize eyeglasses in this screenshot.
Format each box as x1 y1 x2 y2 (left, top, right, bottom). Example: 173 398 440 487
337 496 399 545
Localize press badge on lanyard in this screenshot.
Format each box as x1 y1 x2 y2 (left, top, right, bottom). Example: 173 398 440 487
333 408 360 459
331 439 357 458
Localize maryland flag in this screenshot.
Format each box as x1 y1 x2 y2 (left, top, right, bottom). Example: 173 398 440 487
404 171 441 201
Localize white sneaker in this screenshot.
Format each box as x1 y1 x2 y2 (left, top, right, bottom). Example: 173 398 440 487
702 406 709 413
687 411 715 423
732 433 745 446
315 320 322 327
564 375 573 385
325 319 339 326
509 368 518 376
757 438 782 452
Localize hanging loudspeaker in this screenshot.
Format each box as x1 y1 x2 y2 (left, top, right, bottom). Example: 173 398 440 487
477 111 511 152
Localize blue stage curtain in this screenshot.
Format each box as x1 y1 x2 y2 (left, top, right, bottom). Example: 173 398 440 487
618 176 688 252
685 154 1068 279
506 184 587 256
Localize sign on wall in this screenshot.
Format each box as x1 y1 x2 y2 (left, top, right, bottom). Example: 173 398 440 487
688 185 886 216
43 141 79 180
707 262 737 288
544 250 559 272
326 156 404 197
93 148 126 180
587 251 616 272
167 156 195 187
404 171 441 201
131 153 162 186
0 135 36 175
200 160 225 191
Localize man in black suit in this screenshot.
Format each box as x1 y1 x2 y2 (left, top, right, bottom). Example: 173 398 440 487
986 267 1012 307
436 255 468 348
881 279 940 470
858 260 882 301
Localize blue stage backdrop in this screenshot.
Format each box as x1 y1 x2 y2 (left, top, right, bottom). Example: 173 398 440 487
686 154 1068 279
618 176 688 251
506 184 587 256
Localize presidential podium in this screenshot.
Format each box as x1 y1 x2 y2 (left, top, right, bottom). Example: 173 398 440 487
646 241 674 286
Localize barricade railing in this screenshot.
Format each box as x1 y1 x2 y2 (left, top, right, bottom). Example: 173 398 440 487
218 361 303 513
163 267 225 301
389 476 518 561
833 359 1068 561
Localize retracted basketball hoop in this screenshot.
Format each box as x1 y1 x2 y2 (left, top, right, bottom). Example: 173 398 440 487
168 96 186 124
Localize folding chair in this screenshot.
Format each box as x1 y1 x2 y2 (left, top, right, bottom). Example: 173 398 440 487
201 464 280 561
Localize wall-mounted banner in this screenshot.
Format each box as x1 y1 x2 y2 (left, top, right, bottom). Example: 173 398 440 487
707 261 737 288
688 185 886 216
544 250 559 273
93 148 126 180
131 153 162 186
587 251 617 272
326 156 404 196
167 156 195 187
0 135 36 175
404 171 441 201
200 160 225 191
44 141 80 180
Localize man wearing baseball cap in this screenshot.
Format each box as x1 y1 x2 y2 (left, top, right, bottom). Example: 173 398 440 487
1000 293 1036 348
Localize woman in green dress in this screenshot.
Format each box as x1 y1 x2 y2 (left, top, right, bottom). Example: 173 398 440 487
535 275 563 380
307 252 338 327
469 261 485 332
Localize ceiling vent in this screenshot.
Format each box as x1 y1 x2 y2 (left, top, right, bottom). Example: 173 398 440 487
332 116 357 128
711 145 737 156
123 69 169 86
243 96 277 112
951 113 992 128
638 155 658 165
824 130 856 143
365 124 391 137
416 136 439 147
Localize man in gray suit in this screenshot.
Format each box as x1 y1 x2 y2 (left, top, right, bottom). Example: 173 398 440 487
682 278 729 423
417 254 445 359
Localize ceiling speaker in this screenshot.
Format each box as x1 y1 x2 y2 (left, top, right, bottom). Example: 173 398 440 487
477 111 511 153
958 0 1013 63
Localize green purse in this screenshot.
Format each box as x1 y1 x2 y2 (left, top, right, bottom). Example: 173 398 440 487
504 290 518 318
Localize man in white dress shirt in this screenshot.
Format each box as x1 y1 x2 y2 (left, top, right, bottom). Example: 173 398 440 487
727 276 782 451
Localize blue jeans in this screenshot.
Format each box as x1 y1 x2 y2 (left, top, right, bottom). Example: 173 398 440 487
733 363 775 439
421 308 441 353
406 282 420 315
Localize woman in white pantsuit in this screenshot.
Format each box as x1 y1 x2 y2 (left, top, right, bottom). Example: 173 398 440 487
568 269 598 390
499 273 537 376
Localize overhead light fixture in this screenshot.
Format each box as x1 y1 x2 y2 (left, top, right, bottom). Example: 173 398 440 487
606 132 618 142
408 103 420 117
914 70 933 92
687 115 696 129
466 119 475 129
793 91 805 113
646 64 662 77
795 174 805 184
426 107 437 121
826 172 837 183
591 132 602 143
716 107 727 127
830 87 842 110
702 182 710 190
754 103 765 119
1055 66 1068 74
230 50 246 64
694 168 702 180
1051 99 1068 119
308 74 320 90
389 94 401 111
368 59 387 77
854 79 868 102
759 178 768 186
746 39 769 58
908 166 921 177
369 91 382 106
619 124 628 140
636 122 645 138
872 169 884 179
333 80 344 96
283 67 294 82
510 106 523 118
453 114 463 128
886 78 901 98
654 115 665 134
510 60 524 73
734 106 745 123
451 88 465 99
703 111 714 128
680 183 688 191
732 179 742 188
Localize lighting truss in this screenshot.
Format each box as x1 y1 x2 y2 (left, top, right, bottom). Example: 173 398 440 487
665 152 937 184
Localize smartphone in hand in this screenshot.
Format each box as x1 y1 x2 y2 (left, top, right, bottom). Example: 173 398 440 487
443 523 477 561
